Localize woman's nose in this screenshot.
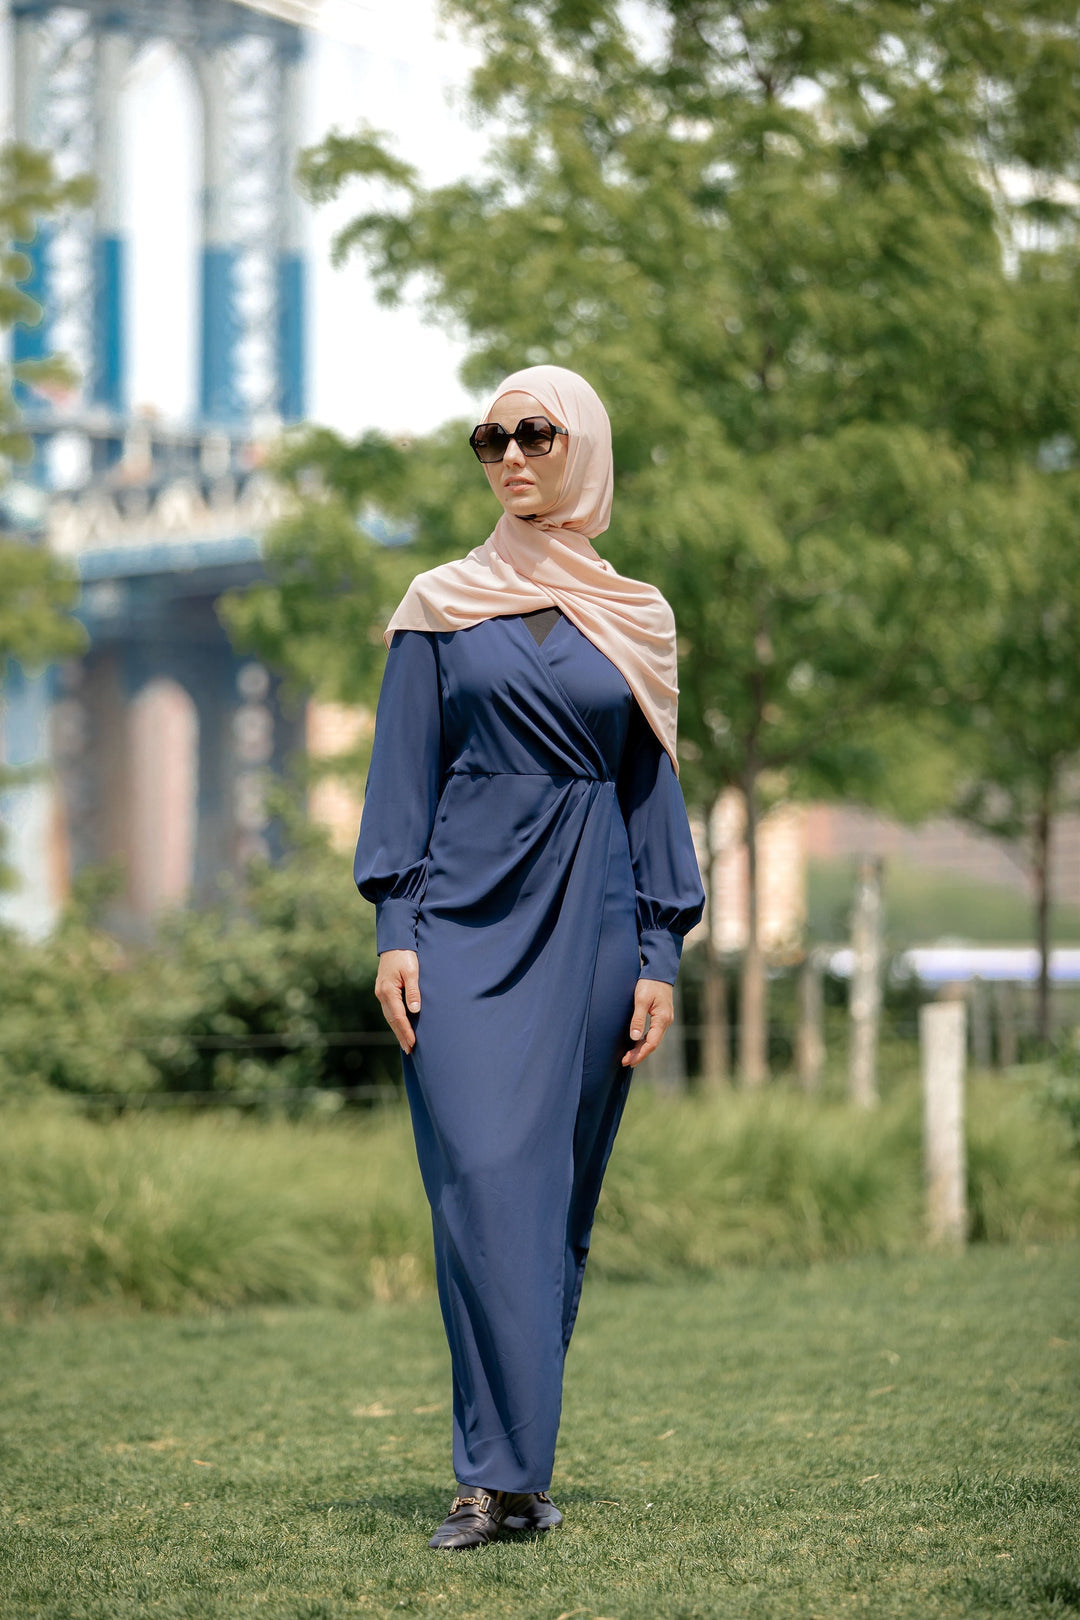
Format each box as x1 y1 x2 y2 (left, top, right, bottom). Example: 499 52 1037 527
502 436 526 467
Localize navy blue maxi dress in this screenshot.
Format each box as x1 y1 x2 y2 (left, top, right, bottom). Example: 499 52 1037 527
353 605 705 1494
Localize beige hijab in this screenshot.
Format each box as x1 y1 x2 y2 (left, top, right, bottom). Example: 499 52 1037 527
383 364 681 776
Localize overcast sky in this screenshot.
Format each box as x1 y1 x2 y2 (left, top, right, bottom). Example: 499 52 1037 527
2 0 491 439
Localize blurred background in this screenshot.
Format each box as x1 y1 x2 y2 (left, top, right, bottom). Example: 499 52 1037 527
1 0 1079 1288
0 0 480 935
2 16 1077 1613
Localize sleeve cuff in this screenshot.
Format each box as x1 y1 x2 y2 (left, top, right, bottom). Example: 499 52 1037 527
638 927 683 985
375 898 420 954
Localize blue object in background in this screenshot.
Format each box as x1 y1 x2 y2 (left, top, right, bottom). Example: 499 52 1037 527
199 245 244 426
92 231 126 418
276 249 306 422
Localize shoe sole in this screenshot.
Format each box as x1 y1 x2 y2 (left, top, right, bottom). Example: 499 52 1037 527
429 1520 560 1546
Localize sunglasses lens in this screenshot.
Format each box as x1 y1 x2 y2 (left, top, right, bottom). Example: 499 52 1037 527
516 417 555 456
470 418 560 461
470 423 508 462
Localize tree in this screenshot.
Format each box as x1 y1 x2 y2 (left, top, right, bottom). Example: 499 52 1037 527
923 19 1080 1049
0 142 91 664
239 1 1076 1081
0 818 392 1102
946 466 1080 1048
0 143 92 883
222 420 498 728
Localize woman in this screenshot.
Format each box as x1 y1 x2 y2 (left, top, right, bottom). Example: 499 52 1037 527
353 364 705 1551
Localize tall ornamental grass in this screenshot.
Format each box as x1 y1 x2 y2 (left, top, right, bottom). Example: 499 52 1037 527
0 1102 431 1313
0 1077 1075 1315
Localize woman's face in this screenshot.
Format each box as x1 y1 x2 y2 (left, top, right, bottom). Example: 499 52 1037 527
480 390 568 519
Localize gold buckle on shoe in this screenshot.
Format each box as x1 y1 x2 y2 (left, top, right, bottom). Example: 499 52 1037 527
450 1492 492 1516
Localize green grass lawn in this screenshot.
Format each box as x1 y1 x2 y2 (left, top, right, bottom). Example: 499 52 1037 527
1 1243 1077 1620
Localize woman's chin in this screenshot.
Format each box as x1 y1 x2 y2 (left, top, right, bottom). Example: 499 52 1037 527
503 498 549 520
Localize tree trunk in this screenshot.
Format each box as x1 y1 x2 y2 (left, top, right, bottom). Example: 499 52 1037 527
796 948 825 1093
848 856 883 1108
700 794 729 1088
738 773 768 1087
1034 791 1052 1047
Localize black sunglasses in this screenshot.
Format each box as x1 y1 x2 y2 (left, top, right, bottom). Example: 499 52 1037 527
469 415 568 463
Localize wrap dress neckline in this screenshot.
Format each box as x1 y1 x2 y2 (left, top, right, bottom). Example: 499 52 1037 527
518 603 563 647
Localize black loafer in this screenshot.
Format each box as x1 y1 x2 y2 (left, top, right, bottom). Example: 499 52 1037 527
501 1490 563 1533
427 1487 535 1550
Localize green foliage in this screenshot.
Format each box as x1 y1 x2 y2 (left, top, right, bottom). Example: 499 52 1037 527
0 1102 427 1313
0 141 90 670
139 825 390 1098
598 1084 924 1275
0 919 159 1101
1 1074 1074 1315
1046 1035 1080 1150
219 418 495 722
0 536 83 672
0 827 391 1102
0 863 158 1098
0 140 95 471
601 1076 1078 1277
241 1 1080 1080
949 469 1080 843
0 140 92 887
933 465 1080 1036
966 1073 1080 1241
241 0 1062 825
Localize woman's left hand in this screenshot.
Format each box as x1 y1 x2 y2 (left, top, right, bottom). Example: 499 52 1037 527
621 978 675 1067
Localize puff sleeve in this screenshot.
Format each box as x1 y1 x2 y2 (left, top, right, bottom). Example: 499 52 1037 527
616 699 706 984
353 629 444 954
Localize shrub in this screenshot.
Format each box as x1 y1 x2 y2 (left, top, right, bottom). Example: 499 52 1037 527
0 1102 431 1313
1 1073 1075 1315
1044 1035 1080 1150
0 827 395 1102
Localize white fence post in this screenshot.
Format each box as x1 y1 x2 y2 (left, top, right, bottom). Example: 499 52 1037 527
920 999 967 1249
848 858 884 1108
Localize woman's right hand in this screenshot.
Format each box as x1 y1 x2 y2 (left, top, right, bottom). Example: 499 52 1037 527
376 949 421 1054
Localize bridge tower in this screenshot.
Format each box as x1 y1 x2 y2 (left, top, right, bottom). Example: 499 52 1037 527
3 0 315 937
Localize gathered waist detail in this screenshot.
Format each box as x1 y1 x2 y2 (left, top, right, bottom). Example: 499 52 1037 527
446 768 611 784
